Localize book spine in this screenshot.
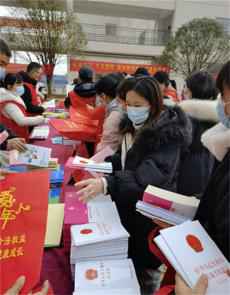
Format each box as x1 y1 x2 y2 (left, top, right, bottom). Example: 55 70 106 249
143 192 172 210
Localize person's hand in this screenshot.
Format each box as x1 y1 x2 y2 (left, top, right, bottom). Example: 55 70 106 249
4 276 49 295
152 219 172 229
7 138 27 152
75 178 104 203
175 273 208 295
175 269 230 295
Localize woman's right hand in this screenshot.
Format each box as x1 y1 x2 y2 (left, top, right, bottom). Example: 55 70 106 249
175 273 208 295
4 276 49 295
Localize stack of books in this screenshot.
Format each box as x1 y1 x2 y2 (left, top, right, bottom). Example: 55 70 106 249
155 221 230 294
70 217 129 264
63 192 112 252
51 136 81 146
43 111 69 119
136 185 200 225
48 158 59 169
30 125 50 139
49 165 64 204
71 156 113 174
73 259 141 295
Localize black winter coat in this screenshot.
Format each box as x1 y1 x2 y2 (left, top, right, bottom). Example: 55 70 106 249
195 151 230 260
105 106 192 268
177 117 215 196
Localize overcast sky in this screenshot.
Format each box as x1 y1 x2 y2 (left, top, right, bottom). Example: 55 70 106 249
0 6 67 75
0 6 10 16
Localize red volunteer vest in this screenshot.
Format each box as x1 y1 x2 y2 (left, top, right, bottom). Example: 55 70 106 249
0 100 29 140
24 82 42 106
164 87 180 102
69 90 96 109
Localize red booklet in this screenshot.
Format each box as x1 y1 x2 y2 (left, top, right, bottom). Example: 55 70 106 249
0 170 49 294
50 118 98 142
70 105 106 137
69 108 99 127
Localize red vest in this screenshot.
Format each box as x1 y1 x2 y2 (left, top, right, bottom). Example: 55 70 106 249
69 90 96 109
0 101 29 140
24 82 42 106
164 87 180 102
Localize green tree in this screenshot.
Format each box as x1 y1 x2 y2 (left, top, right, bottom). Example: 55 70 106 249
8 0 86 95
160 18 230 77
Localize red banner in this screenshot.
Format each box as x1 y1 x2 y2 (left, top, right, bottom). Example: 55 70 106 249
0 170 49 294
70 59 170 75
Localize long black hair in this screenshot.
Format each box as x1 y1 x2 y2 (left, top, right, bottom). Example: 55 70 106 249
4 73 22 89
120 77 164 134
186 71 218 100
116 77 137 101
216 61 230 95
128 76 164 119
95 73 124 99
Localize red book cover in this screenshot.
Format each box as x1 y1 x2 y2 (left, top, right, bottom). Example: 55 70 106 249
69 107 98 128
0 170 49 294
70 105 106 138
64 192 88 225
50 119 97 142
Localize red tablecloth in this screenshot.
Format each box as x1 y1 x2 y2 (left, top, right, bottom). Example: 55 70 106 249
40 248 74 295
30 121 83 295
31 124 75 165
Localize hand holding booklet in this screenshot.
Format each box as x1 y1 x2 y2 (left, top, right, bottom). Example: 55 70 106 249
72 155 113 174
10 144 51 168
154 221 230 295
136 185 200 225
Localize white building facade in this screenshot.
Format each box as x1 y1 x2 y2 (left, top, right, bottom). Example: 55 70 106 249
67 0 230 65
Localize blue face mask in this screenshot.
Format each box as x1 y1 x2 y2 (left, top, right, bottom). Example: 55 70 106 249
217 99 230 128
15 85 25 97
127 106 150 127
0 67 6 81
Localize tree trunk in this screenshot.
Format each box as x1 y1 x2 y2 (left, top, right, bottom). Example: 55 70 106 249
46 76 53 97
43 64 55 98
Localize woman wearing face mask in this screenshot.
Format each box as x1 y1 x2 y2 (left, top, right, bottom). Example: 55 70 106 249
76 77 192 269
176 72 218 196
95 73 125 152
196 61 230 261
0 73 46 140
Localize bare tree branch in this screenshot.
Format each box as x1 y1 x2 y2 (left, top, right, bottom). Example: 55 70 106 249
6 0 86 95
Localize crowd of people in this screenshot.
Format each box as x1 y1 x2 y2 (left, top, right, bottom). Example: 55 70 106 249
0 37 229 295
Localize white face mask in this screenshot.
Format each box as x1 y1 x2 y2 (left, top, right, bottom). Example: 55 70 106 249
15 85 25 97
0 67 6 80
127 106 150 127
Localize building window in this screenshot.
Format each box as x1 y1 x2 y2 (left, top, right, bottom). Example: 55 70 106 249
216 17 230 35
105 23 117 36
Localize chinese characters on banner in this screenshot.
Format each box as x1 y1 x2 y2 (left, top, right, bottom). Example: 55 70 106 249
69 59 170 75
0 170 49 294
